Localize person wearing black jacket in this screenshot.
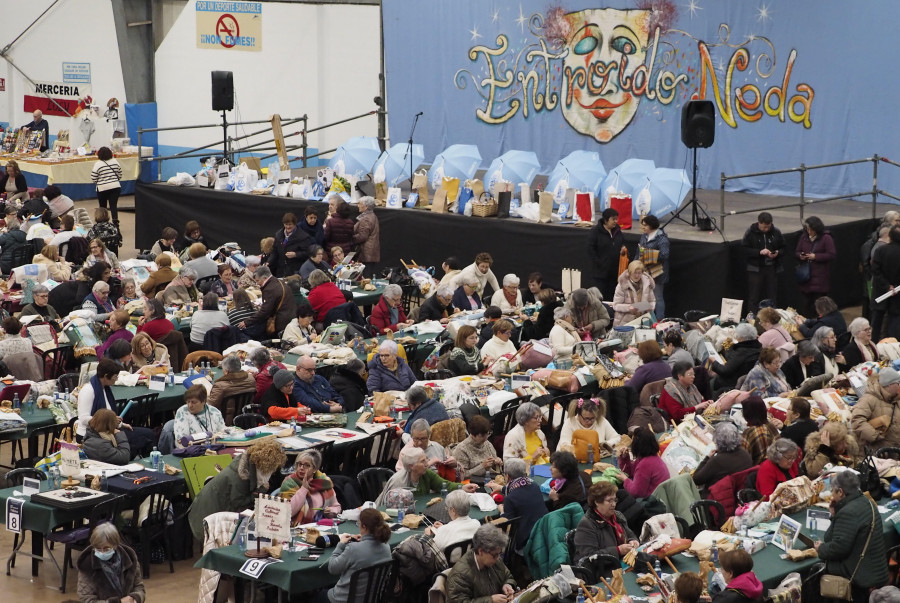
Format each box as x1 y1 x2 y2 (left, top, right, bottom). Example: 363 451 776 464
781 340 825 388
741 212 785 313
779 398 819 451
588 208 626 301
534 288 561 340
268 212 315 277
710 323 762 393
0 160 28 205
21 110 50 151
872 226 900 339
330 359 367 412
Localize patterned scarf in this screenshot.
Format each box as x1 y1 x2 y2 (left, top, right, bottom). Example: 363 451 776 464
503 288 518 308
592 508 625 544
99 549 124 596
279 470 337 524
662 377 702 408
506 475 533 494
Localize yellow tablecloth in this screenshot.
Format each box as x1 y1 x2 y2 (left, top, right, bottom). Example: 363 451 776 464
0 154 141 184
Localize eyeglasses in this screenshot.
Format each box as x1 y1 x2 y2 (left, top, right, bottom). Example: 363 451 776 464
378 353 393 358
298 366 315 372
296 462 313 469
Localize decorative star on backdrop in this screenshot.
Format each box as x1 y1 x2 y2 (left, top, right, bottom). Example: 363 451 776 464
757 3 772 23
469 25 482 41
491 8 500 23
715 56 727 75
686 0 702 19
747 34 757 43
515 4 528 32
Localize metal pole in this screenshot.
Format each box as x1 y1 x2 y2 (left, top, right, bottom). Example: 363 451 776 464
720 172 726 231
221 110 229 164
378 1 387 152
799 164 806 222
873 154 880 220
137 128 143 183
301 115 308 168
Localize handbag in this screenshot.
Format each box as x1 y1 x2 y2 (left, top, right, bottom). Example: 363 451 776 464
795 240 817 284
633 317 657 343
266 281 287 335
820 500 876 601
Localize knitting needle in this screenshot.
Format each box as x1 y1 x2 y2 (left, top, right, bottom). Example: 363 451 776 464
599 575 616 596
664 555 678 573
578 580 598 603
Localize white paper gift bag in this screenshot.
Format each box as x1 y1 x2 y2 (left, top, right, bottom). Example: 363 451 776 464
386 187 403 208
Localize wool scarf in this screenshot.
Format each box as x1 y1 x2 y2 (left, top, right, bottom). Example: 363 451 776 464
662 377 702 408
280 470 337 524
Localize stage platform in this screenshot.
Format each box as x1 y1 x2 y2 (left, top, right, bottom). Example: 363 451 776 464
135 182 888 317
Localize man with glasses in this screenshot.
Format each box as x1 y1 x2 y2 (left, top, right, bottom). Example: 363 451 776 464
291 355 344 413
395 418 455 472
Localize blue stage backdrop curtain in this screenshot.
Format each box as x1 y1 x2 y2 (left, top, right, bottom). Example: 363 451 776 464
383 0 900 199
125 102 158 182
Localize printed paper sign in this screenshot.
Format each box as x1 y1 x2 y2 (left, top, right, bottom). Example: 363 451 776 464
196 2 263 52
62 63 92 83
6 498 23 534
24 81 92 117
239 557 283 579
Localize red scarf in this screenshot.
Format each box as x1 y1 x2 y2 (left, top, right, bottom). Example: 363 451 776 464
504 289 518 307
599 509 626 544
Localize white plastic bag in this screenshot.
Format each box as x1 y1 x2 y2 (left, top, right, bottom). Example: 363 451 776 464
168 172 196 187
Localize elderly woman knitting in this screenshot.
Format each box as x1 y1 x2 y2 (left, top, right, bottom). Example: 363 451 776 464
395 418 456 471
503 402 550 465
658 362 712 422
756 438 801 497
549 306 580 362
366 340 416 394
377 447 477 506
426 489 481 554
279 449 341 525
741 347 791 398
692 422 753 491
370 283 413 334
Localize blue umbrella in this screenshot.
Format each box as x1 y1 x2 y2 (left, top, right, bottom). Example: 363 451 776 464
600 158 656 207
328 136 381 179
547 150 607 204
428 144 482 188
631 167 691 219
484 150 541 189
372 142 424 187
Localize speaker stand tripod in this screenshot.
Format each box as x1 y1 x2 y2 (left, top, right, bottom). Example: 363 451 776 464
220 110 231 166
664 147 719 235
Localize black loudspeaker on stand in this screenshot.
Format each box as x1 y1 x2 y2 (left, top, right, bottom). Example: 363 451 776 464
666 100 717 231
211 71 234 165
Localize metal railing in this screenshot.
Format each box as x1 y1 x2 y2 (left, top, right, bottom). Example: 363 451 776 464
718 156 898 229
136 109 383 180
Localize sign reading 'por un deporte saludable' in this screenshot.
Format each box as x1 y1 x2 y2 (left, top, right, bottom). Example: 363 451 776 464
196 1 262 52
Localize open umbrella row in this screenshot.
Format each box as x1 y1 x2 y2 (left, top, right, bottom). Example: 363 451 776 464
327 138 689 218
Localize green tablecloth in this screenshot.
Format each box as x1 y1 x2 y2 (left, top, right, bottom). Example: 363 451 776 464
195 489 497 593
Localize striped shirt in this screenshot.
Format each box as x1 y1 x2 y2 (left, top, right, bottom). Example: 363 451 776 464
91 159 123 191
227 306 256 327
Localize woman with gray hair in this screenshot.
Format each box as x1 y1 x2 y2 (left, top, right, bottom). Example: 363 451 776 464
756 437 800 497
503 401 550 465
418 283 455 324
19 282 61 329
815 469 889 601
189 291 229 348
160 265 199 306
366 339 416 394
692 422 754 491
562 287 610 338
841 316 880 370
371 282 413 333
447 524 516 603
488 457 548 552
82 279 116 322
451 272 483 312
490 273 524 314
299 244 332 284
278 448 341 525
394 417 456 471
75 523 145 603
425 488 480 556
811 325 842 376
377 446 476 506
710 322 763 392
207 353 256 426
352 196 380 269
401 384 449 434
306 267 347 323
549 305 579 360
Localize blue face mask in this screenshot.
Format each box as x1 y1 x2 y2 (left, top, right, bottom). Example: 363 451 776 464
94 549 115 561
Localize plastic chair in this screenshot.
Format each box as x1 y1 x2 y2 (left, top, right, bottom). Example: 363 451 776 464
334 435 375 477
115 393 159 428
801 561 826 602
8 244 33 272
443 539 473 565
46 495 123 592
371 427 396 468
221 390 256 427
233 413 266 429
737 488 763 505
494 516 520 563
182 454 233 498
10 421 66 468
345 558 396 603
195 275 218 294
119 480 177 578
675 516 690 538
564 528 578 562
309 440 337 475
356 467 395 502
241 403 263 415
424 369 454 380
888 545 900 586
57 372 80 394
569 565 596 588
42 345 75 380
544 392 582 450
5 468 46 574
690 499 726 531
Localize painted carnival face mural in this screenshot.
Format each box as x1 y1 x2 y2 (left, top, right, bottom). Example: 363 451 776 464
561 8 651 143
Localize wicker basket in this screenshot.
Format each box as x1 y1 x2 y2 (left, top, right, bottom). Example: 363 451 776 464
471 193 498 217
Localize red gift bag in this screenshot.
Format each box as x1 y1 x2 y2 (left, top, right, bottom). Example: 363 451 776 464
610 194 633 229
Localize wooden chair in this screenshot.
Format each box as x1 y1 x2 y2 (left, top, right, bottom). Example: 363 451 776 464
182 350 223 372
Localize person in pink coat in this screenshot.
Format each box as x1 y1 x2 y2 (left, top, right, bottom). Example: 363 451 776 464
618 427 670 498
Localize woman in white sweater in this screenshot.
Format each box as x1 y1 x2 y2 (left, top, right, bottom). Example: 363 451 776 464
480 319 519 372
453 252 501 298
489 273 524 313
558 397 620 448
549 306 580 361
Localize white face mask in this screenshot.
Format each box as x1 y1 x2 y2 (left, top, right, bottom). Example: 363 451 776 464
94 548 115 561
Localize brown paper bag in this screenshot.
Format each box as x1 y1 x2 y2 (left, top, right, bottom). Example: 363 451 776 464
373 392 394 417
441 177 460 203
411 171 430 207
538 191 554 223
432 189 449 213
610 569 626 596
491 180 512 198
465 179 484 199
375 181 388 202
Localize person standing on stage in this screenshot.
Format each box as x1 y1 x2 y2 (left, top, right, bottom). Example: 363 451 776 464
741 212 785 314
589 207 627 301
22 110 50 151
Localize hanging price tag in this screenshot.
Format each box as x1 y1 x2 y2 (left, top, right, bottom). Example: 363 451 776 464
6 497 24 534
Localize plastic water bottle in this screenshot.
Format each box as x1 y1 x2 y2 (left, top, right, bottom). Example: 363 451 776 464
654 556 662 575
12 393 19 410
100 470 108 492
64 387 70 401
711 542 718 563
247 515 257 549
188 362 194 376
588 444 594 465
485 469 492 487
290 416 297 433
26 394 34 415
167 368 175 387
52 383 59 401
576 587 586 603
397 506 405 522
150 446 162 472
237 521 247 551
440 481 448 498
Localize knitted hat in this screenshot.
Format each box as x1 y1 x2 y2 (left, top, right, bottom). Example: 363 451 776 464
273 369 293 389
879 367 900 387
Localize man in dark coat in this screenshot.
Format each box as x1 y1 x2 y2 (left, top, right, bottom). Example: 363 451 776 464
588 208 626 301
741 211 785 313
238 266 297 339
268 212 315 277
329 359 367 412
710 324 762 392
872 226 900 339
781 340 825 388
22 110 50 151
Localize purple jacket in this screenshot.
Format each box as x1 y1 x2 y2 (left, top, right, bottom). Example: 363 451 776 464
626 359 673 396
95 328 134 359
795 232 836 293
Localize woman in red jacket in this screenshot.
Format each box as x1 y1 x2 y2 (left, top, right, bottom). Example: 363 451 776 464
370 283 414 334
756 438 800 498
307 269 347 323
659 362 712 422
